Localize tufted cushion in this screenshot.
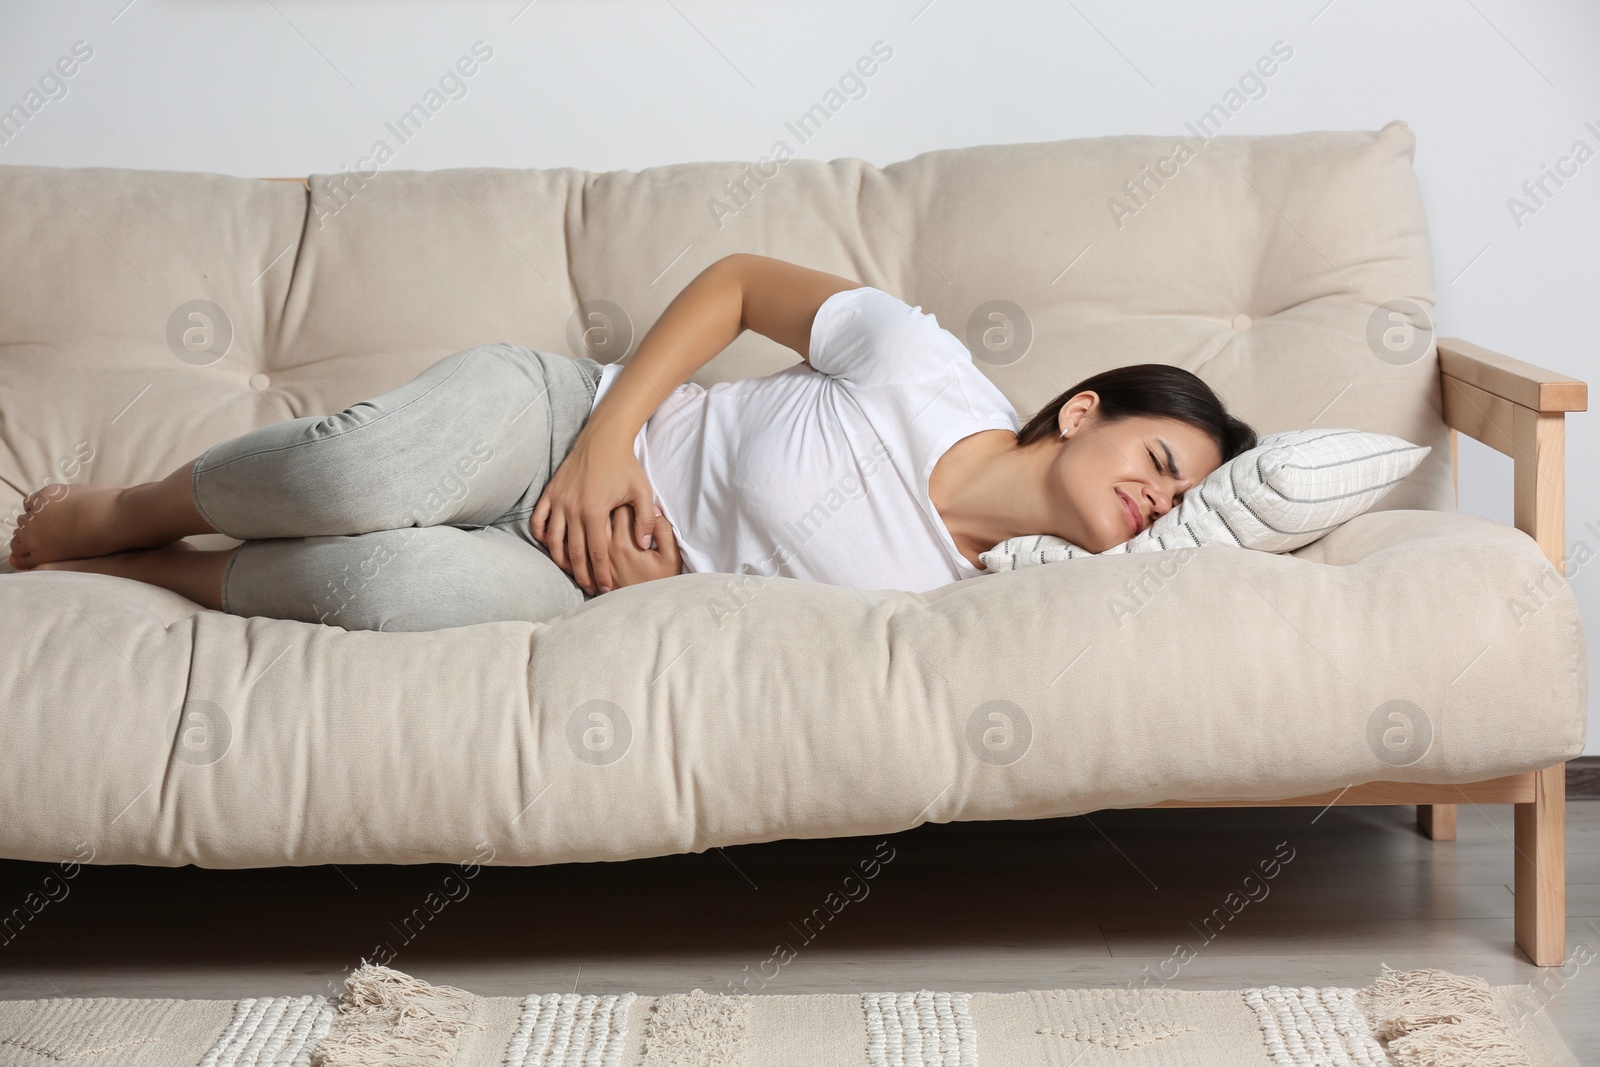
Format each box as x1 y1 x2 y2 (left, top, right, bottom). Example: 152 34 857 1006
0 507 1584 867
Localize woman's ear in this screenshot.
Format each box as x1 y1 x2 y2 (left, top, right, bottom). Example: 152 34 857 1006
1056 390 1096 439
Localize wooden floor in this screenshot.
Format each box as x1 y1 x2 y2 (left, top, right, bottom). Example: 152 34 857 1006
2 802 1597 1061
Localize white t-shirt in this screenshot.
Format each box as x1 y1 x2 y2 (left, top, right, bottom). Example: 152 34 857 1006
587 286 1020 593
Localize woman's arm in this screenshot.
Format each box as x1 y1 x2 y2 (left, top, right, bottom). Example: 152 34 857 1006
531 253 862 596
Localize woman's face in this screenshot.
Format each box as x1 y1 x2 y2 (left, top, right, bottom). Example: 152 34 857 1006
1047 392 1224 553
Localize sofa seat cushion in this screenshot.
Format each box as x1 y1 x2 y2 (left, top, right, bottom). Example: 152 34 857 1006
0 509 1583 868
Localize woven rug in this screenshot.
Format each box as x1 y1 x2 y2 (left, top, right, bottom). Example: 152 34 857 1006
0 962 1578 1066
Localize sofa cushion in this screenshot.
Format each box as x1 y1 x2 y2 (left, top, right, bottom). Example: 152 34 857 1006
0 509 1583 867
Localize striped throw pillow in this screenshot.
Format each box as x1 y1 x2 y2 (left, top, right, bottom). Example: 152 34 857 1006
977 428 1431 572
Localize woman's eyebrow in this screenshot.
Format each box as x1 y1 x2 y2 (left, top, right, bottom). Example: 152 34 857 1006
1158 438 1182 481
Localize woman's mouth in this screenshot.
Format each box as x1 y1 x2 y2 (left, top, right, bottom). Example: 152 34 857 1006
1117 490 1144 535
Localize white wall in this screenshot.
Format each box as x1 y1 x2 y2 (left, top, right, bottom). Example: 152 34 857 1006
3 1 1597 754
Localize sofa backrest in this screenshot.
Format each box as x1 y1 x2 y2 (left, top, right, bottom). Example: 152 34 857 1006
0 118 1451 533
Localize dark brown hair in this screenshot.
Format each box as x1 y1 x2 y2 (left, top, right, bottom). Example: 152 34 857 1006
1017 363 1259 464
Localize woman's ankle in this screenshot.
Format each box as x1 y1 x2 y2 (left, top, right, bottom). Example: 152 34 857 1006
111 482 170 549
117 463 215 547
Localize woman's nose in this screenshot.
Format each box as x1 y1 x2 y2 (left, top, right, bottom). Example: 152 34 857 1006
1149 484 1176 516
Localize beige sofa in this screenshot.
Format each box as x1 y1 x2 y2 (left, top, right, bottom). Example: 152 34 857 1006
0 119 1586 966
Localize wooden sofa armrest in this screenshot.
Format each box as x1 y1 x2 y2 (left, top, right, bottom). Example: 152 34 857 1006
1437 337 1587 968
1438 337 1587 413
1437 337 1587 565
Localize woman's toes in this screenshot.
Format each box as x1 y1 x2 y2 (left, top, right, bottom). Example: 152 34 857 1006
9 483 127 566
10 520 35 565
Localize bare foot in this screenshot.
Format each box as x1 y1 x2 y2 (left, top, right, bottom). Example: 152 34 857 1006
8 483 131 570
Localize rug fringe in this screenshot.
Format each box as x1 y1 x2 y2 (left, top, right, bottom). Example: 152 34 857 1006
314 961 487 1067
1354 964 1531 1067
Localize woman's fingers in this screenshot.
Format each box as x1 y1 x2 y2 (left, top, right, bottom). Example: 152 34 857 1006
544 508 569 570
569 520 595 594
608 506 649 592
610 503 635 547
632 482 660 549
585 510 616 594
631 502 651 550
530 440 663 593
653 515 680 568
528 492 547 544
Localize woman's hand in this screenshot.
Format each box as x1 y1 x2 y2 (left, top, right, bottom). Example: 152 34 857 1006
530 432 661 596
604 503 683 590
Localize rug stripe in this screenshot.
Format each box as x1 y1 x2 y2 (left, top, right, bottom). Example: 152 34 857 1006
1244 986 1389 1067
863 991 977 1067
198 996 333 1067
506 992 636 1067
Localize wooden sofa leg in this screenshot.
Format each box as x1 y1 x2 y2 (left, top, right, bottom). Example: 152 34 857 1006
1417 804 1457 840
1514 763 1567 966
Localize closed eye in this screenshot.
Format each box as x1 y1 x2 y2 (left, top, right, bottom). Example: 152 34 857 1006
1148 448 1183 506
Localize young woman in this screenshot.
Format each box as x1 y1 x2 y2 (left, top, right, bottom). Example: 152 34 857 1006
6 254 1256 631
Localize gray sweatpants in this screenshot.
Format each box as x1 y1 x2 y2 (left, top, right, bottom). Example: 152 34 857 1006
190 343 606 632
